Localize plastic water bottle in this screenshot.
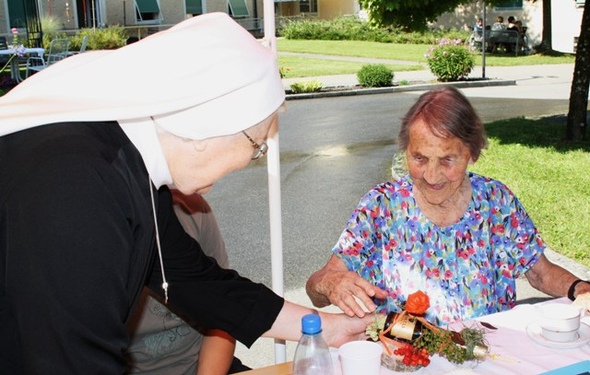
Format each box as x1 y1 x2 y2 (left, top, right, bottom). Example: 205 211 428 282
293 313 334 375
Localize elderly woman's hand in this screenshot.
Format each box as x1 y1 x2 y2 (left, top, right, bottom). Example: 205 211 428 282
306 255 388 318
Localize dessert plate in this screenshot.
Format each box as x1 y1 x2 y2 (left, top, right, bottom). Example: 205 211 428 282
526 322 590 349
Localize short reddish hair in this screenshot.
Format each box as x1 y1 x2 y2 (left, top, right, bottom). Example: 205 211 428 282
398 86 487 161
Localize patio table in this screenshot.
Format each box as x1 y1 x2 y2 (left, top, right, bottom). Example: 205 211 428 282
236 297 590 374
0 47 45 83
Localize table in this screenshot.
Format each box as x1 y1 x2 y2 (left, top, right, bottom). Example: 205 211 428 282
0 47 45 83
237 298 590 374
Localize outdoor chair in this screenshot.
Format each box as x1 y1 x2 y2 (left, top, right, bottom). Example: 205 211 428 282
67 35 89 56
0 36 9 65
25 38 70 77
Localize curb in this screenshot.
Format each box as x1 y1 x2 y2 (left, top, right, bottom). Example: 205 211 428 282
286 79 516 100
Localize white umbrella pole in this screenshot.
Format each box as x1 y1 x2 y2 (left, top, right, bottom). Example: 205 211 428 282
262 0 287 364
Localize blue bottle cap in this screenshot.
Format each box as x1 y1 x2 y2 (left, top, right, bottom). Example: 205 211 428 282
301 313 322 335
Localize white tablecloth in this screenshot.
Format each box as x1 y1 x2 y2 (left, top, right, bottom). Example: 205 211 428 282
331 298 590 375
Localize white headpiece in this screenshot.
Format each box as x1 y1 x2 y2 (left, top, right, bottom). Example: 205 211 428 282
0 13 285 139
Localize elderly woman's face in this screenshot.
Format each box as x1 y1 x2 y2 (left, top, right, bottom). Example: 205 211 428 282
406 119 473 206
168 112 278 195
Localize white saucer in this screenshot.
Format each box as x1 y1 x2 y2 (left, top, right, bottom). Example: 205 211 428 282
526 322 590 349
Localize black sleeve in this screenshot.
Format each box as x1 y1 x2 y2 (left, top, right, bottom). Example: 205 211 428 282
145 187 284 347
2 157 139 374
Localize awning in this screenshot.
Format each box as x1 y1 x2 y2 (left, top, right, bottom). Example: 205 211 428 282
186 0 202 14
136 0 160 13
228 0 249 17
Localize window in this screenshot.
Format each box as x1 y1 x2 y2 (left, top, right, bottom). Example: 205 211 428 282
7 0 27 28
575 0 585 7
228 0 249 17
299 0 317 13
494 0 523 10
186 0 203 15
136 0 162 23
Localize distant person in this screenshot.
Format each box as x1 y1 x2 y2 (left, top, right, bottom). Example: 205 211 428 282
473 18 483 32
491 16 506 30
489 16 507 52
507 16 517 30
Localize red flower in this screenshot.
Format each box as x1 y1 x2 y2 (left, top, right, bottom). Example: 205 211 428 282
406 291 430 315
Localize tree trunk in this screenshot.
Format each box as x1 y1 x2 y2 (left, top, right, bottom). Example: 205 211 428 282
539 0 552 50
566 3 590 141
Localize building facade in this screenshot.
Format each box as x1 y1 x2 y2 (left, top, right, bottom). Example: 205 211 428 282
1 0 359 39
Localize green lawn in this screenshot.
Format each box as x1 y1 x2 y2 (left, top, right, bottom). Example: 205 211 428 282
277 55 423 78
277 39 576 76
469 117 590 267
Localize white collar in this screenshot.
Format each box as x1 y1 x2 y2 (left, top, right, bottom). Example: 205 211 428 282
118 118 173 189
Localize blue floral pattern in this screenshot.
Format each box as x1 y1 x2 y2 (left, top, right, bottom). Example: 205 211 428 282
333 172 544 325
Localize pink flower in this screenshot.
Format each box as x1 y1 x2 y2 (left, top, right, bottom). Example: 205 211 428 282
11 28 18 35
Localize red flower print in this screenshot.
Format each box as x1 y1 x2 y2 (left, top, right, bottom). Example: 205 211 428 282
401 189 410 197
433 269 440 277
351 248 360 256
478 239 485 247
444 270 453 279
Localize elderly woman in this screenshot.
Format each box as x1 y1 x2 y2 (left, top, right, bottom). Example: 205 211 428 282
306 86 590 325
0 13 371 374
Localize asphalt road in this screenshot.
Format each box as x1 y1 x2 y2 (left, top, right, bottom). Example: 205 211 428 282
206 92 571 290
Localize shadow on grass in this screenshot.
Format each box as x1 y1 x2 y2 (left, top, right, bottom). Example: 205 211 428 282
485 115 590 152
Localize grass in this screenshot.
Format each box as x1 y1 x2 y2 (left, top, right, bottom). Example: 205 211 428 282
469 117 590 268
277 55 423 78
277 39 576 75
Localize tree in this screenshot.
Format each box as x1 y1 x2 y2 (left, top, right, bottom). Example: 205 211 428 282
359 0 520 31
358 0 471 30
566 2 590 141
539 0 552 50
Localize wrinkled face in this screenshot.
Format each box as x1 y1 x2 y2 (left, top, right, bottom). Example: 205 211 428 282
164 112 278 195
406 119 473 206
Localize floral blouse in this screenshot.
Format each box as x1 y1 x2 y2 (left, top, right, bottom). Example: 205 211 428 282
333 172 544 325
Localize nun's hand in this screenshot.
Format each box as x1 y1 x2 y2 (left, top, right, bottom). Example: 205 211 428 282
573 292 590 313
321 312 375 348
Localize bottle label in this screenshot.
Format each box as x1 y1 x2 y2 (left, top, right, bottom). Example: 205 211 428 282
389 315 416 341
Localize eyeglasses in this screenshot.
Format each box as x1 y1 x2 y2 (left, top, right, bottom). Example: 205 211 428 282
242 131 268 160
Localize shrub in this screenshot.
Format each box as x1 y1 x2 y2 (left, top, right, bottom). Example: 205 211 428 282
279 17 470 45
78 27 128 50
290 80 323 93
279 61 291 78
425 38 474 82
357 64 394 87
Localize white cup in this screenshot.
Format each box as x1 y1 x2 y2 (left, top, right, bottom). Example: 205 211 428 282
338 340 383 375
538 304 581 342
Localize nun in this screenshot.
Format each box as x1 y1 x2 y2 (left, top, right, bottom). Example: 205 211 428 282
0 13 371 374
